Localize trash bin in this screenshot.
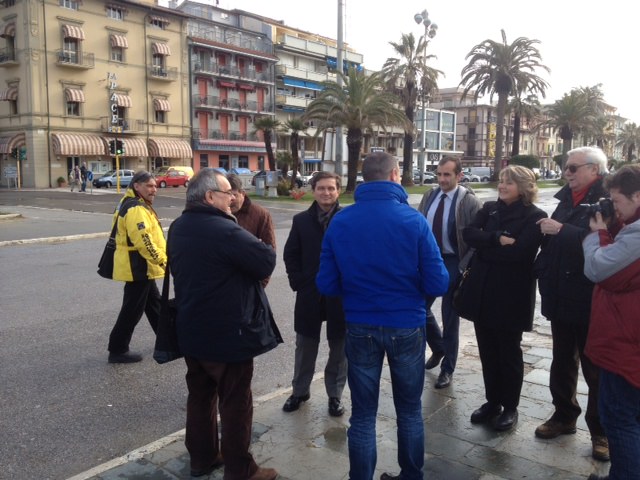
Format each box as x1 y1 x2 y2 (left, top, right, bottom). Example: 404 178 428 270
255 177 265 196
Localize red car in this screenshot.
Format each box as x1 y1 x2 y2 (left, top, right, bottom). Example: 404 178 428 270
155 170 190 188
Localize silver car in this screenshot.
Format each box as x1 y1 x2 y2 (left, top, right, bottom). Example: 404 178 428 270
93 169 135 188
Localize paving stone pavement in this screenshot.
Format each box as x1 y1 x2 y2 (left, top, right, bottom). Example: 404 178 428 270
69 313 610 480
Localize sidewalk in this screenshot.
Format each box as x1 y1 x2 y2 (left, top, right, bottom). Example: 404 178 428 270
68 314 609 480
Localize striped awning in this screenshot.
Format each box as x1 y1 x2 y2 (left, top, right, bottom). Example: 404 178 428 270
110 34 128 48
148 137 192 159
0 132 26 154
149 15 170 25
62 24 85 40
51 133 106 156
1 22 15 38
0 86 18 101
237 83 255 91
111 93 132 108
152 42 171 56
103 137 148 157
64 88 85 103
153 98 171 112
217 81 235 89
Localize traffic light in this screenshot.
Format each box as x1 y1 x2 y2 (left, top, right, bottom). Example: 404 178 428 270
115 140 124 155
10 147 18 158
109 140 116 155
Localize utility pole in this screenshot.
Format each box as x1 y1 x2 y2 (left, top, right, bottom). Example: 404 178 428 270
335 0 344 184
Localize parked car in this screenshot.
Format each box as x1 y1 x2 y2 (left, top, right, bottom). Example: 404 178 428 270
93 169 135 188
460 172 481 183
412 169 436 184
356 172 364 184
251 170 303 188
155 170 189 188
153 165 194 179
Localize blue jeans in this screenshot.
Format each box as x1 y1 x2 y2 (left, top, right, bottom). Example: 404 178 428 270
345 324 426 480
426 255 460 374
599 369 640 480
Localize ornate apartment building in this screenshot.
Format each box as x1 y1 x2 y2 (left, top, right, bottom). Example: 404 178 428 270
0 0 195 188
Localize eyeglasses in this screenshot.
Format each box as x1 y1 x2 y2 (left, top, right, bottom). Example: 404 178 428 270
210 189 235 197
564 163 591 173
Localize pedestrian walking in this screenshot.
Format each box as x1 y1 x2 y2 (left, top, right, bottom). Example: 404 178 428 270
107 170 166 363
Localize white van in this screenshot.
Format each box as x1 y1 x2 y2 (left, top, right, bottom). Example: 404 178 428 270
468 167 492 182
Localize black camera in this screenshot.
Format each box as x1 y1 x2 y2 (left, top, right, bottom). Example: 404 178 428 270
580 198 614 218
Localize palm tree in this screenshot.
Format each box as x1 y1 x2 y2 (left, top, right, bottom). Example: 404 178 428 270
282 118 308 189
253 116 281 171
304 68 410 192
382 32 442 186
460 30 549 178
616 122 640 162
543 90 596 167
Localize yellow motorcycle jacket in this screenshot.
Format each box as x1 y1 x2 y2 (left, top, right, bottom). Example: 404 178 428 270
111 189 166 281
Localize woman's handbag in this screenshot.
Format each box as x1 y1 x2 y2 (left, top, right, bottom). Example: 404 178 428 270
97 221 118 279
452 252 480 321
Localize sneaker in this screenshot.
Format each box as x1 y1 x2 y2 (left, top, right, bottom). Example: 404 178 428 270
534 418 577 439
591 435 610 462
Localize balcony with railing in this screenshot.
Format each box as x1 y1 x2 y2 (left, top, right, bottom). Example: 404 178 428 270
0 47 18 66
192 128 260 142
275 94 312 109
275 33 363 65
149 65 178 81
193 95 272 114
56 49 94 69
275 64 329 84
100 117 145 133
192 60 274 85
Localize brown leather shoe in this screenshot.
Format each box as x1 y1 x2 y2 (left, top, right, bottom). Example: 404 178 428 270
591 435 610 462
534 418 577 439
247 467 278 480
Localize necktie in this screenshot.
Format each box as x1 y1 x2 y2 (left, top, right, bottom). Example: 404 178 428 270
432 193 446 251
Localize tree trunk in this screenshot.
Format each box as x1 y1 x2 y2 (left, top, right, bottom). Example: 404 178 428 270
511 113 521 157
402 105 415 186
264 131 276 171
290 133 299 190
345 128 362 193
493 94 508 180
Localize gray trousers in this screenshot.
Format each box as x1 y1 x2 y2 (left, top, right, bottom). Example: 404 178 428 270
291 333 347 399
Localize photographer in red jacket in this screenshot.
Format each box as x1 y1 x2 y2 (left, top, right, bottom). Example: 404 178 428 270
583 165 640 480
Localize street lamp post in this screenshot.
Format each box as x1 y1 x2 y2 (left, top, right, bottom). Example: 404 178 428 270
414 9 437 186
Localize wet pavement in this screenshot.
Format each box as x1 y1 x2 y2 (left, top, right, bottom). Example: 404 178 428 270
1 185 606 480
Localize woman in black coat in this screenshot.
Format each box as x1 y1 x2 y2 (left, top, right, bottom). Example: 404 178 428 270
461 166 547 431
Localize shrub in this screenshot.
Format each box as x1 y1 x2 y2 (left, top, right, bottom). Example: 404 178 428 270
276 180 291 196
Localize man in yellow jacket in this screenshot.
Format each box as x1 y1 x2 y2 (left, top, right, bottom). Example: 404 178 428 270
108 170 167 363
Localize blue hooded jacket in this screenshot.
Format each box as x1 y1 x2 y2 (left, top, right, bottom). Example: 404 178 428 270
316 181 449 328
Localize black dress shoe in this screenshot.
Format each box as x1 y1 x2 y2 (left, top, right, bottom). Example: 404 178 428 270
380 473 400 480
108 351 142 363
470 403 503 424
282 393 310 412
425 351 444 370
494 408 518 431
434 371 452 389
328 397 345 417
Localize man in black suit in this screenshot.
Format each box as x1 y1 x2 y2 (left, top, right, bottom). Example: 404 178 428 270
282 171 347 417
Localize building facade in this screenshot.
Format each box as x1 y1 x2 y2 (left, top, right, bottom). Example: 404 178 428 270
0 0 194 188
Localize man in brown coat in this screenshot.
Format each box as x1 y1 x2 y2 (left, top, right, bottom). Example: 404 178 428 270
228 174 276 252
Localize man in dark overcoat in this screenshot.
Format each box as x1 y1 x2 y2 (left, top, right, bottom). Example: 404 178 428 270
282 171 347 417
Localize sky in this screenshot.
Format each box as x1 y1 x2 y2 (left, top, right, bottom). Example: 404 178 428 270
216 0 640 123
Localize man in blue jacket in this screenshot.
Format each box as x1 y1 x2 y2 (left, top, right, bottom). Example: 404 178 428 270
316 152 449 480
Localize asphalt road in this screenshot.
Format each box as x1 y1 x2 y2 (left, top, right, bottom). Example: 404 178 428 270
0 185 560 480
